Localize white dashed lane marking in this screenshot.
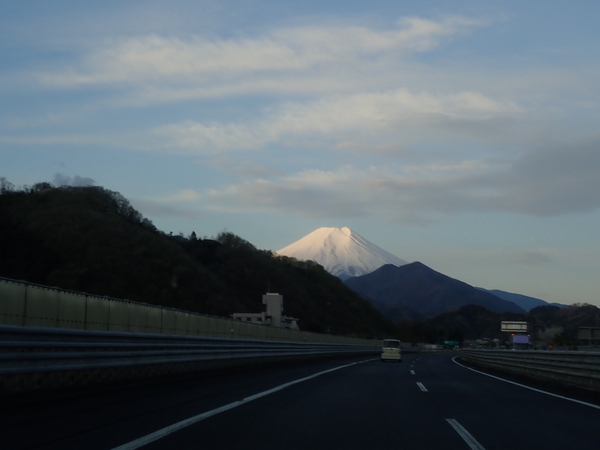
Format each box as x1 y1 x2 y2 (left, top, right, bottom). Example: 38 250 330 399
446 418 486 450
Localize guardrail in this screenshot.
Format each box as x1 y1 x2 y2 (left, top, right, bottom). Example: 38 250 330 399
460 349 600 393
0 325 379 392
0 277 376 346
0 277 388 392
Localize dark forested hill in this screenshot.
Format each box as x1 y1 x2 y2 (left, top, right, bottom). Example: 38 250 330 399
0 182 394 338
421 303 600 343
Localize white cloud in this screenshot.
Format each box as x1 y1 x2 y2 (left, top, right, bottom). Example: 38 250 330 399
206 158 283 178
155 121 272 153
33 15 484 94
497 138 600 215
204 178 371 218
0 134 100 145
154 88 523 153
156 189 202 202
196 137 600 221
53 173 96 187
199 163 480 219
131 198 201 220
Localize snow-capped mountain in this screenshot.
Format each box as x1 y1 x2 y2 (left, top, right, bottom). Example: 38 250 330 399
276 227 408 280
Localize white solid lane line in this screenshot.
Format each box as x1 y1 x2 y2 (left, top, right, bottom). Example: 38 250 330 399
111 359 376 450
446 419 486 450
416 382 428 392
452 356 600 411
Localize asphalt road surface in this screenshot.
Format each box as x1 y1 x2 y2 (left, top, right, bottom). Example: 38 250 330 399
2 352 600 449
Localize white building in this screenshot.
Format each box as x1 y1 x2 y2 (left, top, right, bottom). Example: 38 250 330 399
232 293 299 330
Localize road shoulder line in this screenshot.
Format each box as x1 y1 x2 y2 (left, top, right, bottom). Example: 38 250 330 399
452 355 600 411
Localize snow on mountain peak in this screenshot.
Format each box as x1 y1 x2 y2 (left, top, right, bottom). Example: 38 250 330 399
276 227 408 280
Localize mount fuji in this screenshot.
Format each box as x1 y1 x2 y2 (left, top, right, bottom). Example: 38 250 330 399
276 227 408 280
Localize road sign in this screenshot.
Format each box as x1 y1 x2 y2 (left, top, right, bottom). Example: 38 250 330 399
501 321 528 332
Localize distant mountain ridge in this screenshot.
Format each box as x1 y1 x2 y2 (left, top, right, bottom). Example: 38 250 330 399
276 227 408 280
344 262 525 321
476 288 566 312
276 227 558 318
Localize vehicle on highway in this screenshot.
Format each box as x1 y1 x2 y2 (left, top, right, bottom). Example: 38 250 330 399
381 339 402 362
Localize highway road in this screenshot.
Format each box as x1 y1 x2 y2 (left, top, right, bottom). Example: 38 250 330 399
2 352 600 449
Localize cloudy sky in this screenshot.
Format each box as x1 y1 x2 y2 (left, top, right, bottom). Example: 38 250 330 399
2 0 599 306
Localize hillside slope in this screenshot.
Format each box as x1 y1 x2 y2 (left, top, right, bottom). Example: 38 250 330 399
0 183 394 337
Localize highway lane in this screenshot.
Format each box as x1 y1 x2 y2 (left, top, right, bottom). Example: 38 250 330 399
135 353 600 450
2 353 600 449
2 356 380 450
408 354 600 449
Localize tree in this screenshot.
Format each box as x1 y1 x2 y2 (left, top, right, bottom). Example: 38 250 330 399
0 177 15 194
538 326 563 348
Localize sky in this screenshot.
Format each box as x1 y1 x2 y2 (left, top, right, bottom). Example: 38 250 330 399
2 0 599 307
